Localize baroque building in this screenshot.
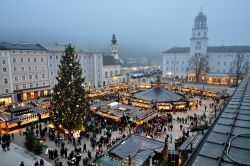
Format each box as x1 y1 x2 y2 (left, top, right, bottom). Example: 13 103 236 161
0 42 49 103
163 11 250 85
103 34 127 86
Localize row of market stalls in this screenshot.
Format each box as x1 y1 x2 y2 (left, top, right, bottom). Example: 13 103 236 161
91 102 159 125
87 84 128 98
121 87 192 111
0 105 49 130
180 87 217 97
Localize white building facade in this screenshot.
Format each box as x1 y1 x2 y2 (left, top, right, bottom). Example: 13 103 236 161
0 43 49 103
44 45 103 89
163 11 250 85
103 34 127 86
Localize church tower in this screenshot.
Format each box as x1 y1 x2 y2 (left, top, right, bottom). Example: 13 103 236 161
190 11 208 57
111 34 119 59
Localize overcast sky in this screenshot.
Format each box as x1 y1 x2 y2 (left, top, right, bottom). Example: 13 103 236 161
1 0 250 57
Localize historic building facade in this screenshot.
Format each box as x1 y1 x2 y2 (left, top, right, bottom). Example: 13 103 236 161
44 45 103 89
103 34 127 86
163 11 250 85
0 42 49 103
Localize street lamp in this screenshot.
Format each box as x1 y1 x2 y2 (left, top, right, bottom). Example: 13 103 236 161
202 76 205 90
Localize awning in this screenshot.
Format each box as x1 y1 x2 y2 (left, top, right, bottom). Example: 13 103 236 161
142 113 158 122
22 87 49 93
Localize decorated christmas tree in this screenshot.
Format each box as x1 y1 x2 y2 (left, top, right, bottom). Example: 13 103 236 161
50 44 89 132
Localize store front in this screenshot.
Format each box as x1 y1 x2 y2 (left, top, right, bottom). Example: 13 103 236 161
15 86 50 101
0 95 12 107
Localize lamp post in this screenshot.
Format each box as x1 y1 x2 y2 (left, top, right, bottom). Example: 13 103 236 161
202 76 205 90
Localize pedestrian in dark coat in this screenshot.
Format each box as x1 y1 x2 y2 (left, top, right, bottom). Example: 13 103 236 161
20 161 25 166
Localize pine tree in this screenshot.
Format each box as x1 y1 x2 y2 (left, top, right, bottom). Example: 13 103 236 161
50 44 89 132
25 129 35 151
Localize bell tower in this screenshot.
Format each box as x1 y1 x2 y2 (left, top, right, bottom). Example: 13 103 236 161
111 34 119 59
190 11 208 57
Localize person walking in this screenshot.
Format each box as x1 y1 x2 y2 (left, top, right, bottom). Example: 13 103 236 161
20 161 25 166
40 159 44 166
34 161 39 166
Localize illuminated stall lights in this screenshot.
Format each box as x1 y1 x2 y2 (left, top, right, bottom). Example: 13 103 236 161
157 103 172 111
0 97 12 106
31 92 35 99
44 90 48 96
23 93 27 100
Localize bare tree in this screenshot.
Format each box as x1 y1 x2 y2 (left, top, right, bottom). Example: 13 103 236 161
231 53 249 85
188 54 209 83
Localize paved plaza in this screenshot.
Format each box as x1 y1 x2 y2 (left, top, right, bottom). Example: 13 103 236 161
4 95 221 166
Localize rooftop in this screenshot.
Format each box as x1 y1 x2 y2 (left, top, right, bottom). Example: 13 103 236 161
103 55 121 66
163 46 250 54
110 135 165 166
0 42 46 51
185 77 250 166
134 88 184 102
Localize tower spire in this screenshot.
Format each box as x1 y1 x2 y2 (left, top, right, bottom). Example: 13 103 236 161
111 34 119 59
111 34 117 45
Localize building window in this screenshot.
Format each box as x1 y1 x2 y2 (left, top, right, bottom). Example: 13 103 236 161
50 64 52 67
29 75 32 80
28 58 30 62
224 61 226 66
198 32 200 36
105 72 108 78
13 67 17 72
36 83 39 87
217 69 220 73
29 66 31 71
5 89 9 94
2 67 7 72
56 56 58 59
21 67 25 71
41 57 43 62
43 82 45 86
23 84 26 88
4 78 8 84
34 58 36 62
50 56 52 59
2 60 6 65
13 58 16 62
16 84 19 90
51 72 53 76
110 71 113 77
22 75 25 81
35 74 38 79
182 61 184 65
15 76 18 82
30 83 33 88
223 69 226 73
35 66 37 71
115 70 118 75
42 66 44 70
42 74 45 79
21 58 23 62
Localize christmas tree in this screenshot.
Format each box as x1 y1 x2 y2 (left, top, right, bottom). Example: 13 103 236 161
50 44 89 132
